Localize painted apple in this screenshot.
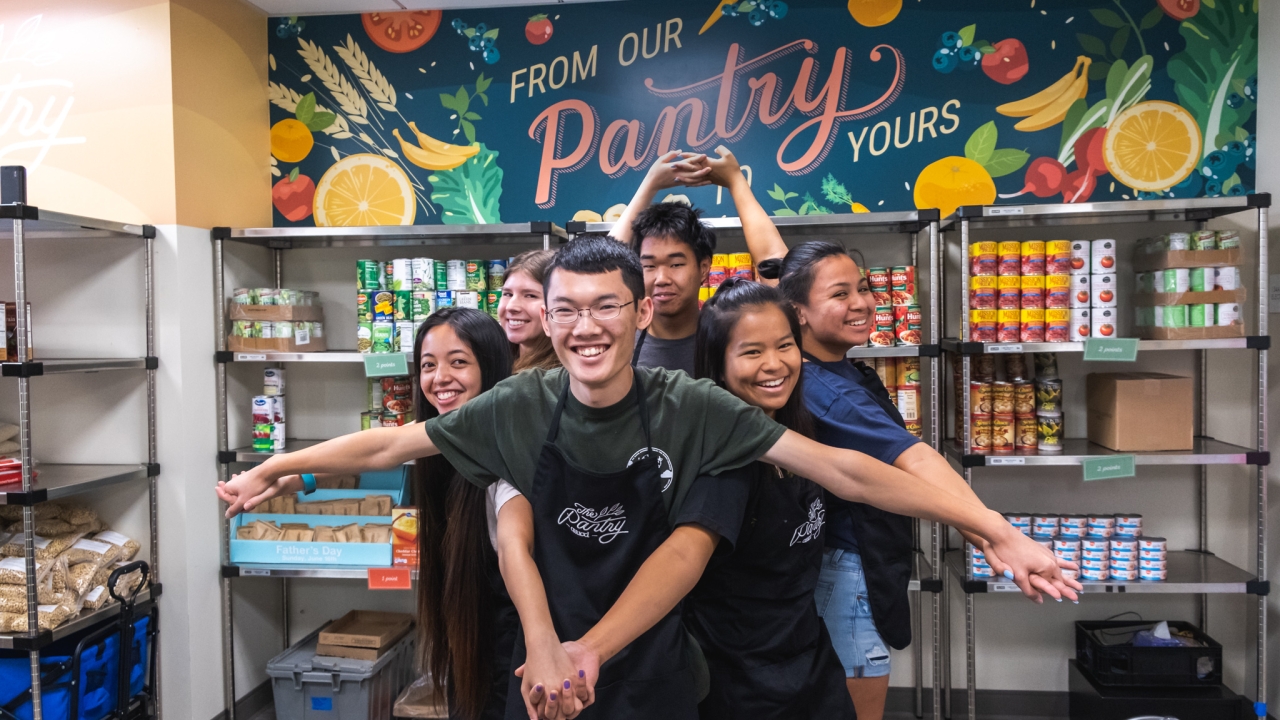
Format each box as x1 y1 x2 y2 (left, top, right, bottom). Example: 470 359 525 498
1070 257 1086 270
1100 256 1115 269
1158 0 1199 21
982 39 1029 85
272 170 315 222
1099 289 1114 302
526 13 553 45
1076 291 1089 303
1099 324 1115 336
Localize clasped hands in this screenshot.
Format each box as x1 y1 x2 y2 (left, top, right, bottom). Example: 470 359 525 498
515 637 601 720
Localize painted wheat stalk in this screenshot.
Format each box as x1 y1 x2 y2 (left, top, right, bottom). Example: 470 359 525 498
296 37 369 124
267 82 353 138
335 35 397 112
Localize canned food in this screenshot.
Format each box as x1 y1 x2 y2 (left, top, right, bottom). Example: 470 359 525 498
1113 525 1141 539
1160 268 1190 294
358 260 382 290
728 252 752 268
896 357 921 388
867 267 890 292
1217 302 1240 326
1214 266 1239 291
970 243 997 276
971 566 995 579
1032 535 1054 551
1139 551 1166 563
270 421 286 452
1006 353 1030 382
1110 537 1137 553
373 290 395 321
1080 558 1108 570
969 276 997 310
252 424 274 452
1081 549 1108 562
730 264 755 281
1058 524 1084 539
357 322 373 353
707 267 727 287
412 258 435 290
1138 556 1167 568
1092 273 1118 308
1047 240 1072 275
1053 537 1081 552
1020 241 1046 276
412 291 436 319
487 259 508 290
1092 307 1118 337
712 253 730 268
994 276 1019 310
991 414 1014 455
312 321 323 339
380 412 406 428
1217 230 1240 249
395 321 415 353
232 287 253 305
890 267 917 305
1110 567 1138 581
1046 309 1070 342
1091 239 1116 273
998 242 1021 276
389 258 413 290
1069 241 1090 274
434 259 449 291
893 305 922 345
1081 537 1109 551
394 290 412 321
435 291 455 309
871 306 896 346
455 291 482 309
970 382 994 415
360 411 376 431
1003 513 1032 528
1014 414 1038 453
1034 352 1059 378
1011 383 1035 415
1114 513 1142 528
1191 229 1217 250
1166 232 1190 251
1037 412 1063 452
371 322 394 353
1189 267 1209 293
991 382 1014 414
1138 537 1167 552
1045 275 1070 309
1032 514 1059 528
464 260 486 292
445 259 467 291
1138 567 1166 581
1161 304 1186 328
1080 567 1107 582
970 415 993 455
356 289 372 323
1020 285 1044 311
996 309 1021 343
257 321 275 339
1035 379 1062 413
1087 515 1116 529
1020 308 1045 342
231 320 254 338
1061 514 1089 531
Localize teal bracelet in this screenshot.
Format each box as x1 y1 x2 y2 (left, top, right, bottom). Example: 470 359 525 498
301 473 317 495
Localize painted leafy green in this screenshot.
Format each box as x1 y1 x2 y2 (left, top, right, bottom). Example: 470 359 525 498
964 121 996 166
1167 0 1258 156
429 144 503 224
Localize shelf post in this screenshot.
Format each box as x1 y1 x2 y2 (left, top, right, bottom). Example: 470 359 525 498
1254 206 1268 719
12 204 41 720
145 219 162 720
213 234 237 720
929 219 943 720
1199 346 1208 633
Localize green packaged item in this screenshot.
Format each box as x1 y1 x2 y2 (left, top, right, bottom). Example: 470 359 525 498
488 259 508 291
1163 305 1187 328
357 290 372 322
371 322 394 353
394 290 412 321
1189 267 1209 292
1189 303 1208 327
412 291 435 319
465 260 487 291
1217 230 1240 249
1191 230 1217 251
434 261 448 291
357 322 373 353
358 260 382 290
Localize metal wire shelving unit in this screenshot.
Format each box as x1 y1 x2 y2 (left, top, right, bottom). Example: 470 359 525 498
939 195 1270 719
0 184 161 718
210 221 564 720
570 208 946 718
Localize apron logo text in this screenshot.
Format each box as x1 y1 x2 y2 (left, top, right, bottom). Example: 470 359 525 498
558 502 630 544
789 497 825 547
626 447 674 492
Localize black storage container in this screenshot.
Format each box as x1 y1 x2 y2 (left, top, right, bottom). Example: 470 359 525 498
1068 661 1248 720
1075 620 1222 687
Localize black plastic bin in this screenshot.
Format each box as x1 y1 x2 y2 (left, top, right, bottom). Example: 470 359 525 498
1075 620 1222 688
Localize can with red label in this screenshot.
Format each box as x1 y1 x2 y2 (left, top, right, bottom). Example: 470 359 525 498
1046 309 1071 342
1092 307 1118 338
1020 241 1046 276
890 266 917 305
969 276 997 310
970 381 994 415
998 242 1021 276
1045 274 1071 309
893 304 922 345
1020 275 1045 309
969 309 997 343
871 306 897 346
970 415 993 455
1091 239 1117 274
991 414 1015 455
1070 241 1090 274
997 309 1021 343
970 243 997 276
707 266 727 287
1071 308 1091 338
1092 273 1118 308
1020 308 1045 342
998 276 1021 310
1015 414 1038 454
1071 274 1091 308
1046 240 1072 275
867 267 890 292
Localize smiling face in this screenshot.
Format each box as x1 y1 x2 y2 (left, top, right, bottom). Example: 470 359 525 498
794 254 873 358
722 305 801 416
542 268 653 396
639 235 710 320
498 269 546 347
418 322 483 414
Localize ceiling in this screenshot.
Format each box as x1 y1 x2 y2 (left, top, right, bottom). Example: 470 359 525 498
245 0 622 15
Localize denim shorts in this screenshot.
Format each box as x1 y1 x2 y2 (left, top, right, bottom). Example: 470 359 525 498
814 548 892 678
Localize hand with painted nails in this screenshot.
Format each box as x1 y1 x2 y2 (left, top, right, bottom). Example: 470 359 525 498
559 640 600 707
516 635 586 720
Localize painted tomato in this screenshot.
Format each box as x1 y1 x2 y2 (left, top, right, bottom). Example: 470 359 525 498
1158 0 1199 21
1099 290 1114 302
362 11 442 53
1100 256 1115 269
981 39 1029 85
1077 325 1090 337
272 172 315 222
526 14 553 45
1099 324 1115 336
1076 291 1089 303
1070 257 1086 270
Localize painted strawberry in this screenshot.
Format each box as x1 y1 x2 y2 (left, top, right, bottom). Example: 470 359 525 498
525 14 552 45
272 169 315 222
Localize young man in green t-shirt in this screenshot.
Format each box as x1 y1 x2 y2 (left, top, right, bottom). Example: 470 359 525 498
218 236 1078 720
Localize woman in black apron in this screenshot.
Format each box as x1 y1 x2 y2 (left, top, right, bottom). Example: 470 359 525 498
503 369 700 720
413 308 522 720
685 277 856 720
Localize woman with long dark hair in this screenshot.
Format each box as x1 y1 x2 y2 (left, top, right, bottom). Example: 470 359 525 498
685 277 855 720
413 307 524 720
498 249 560 373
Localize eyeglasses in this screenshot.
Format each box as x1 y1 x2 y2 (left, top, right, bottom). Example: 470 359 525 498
546 300 636 324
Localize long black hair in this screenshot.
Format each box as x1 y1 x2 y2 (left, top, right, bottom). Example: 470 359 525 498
694 277 814 438
412 307 512 720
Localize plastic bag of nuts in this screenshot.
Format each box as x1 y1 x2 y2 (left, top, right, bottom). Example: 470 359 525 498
62 537 121 568
0 594 82 631
91 531 140 562
0 556 52 586
81 585 109 611
0 531 84 561
0 575 59 611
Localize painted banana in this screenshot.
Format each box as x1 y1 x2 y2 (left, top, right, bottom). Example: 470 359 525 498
1014 72 1089 132
997 56 1090 118
392 125 479 171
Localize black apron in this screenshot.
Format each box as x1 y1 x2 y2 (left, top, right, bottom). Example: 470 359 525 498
685 463 856 720
503 373 699 720
806 354 915 650
631 329 649 366
449 550 519 720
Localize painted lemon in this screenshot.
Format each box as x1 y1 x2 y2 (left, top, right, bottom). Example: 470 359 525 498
848 0 902 27
913 156 996 218
572 210 603 222
270 119 314 163
1103 100 1201 193
313 154 416 227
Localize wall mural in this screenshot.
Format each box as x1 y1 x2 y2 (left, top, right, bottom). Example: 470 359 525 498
266 0 1258 226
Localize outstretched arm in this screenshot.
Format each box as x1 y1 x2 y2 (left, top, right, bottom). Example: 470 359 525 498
498 498 588 720
214 424 437 517
609 150 711 244
762 430 1080 602
702 146 787 285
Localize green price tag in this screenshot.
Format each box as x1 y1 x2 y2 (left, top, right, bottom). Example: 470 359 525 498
1083 455 1136 482
363 353 409 378
1084 338 1139 361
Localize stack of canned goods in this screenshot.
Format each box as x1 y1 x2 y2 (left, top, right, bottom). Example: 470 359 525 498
360 376 415 428
251 369 287 452
230 288 325 342
699 253 756 306
968 240 1076 343
977 511 1167 583
872 356 922 438
964 352 1062 455
1134 230 1243 330
867 266 921 346
357 258 509 354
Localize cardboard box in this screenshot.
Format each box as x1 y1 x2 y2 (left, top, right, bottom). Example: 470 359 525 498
228 304 324 321
1132 247 1240 272
1086 372 1193 451
227 335 328 353
1132 288 1246 307
317 610 413 660
1136 323 1245 340
391 507 418 568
